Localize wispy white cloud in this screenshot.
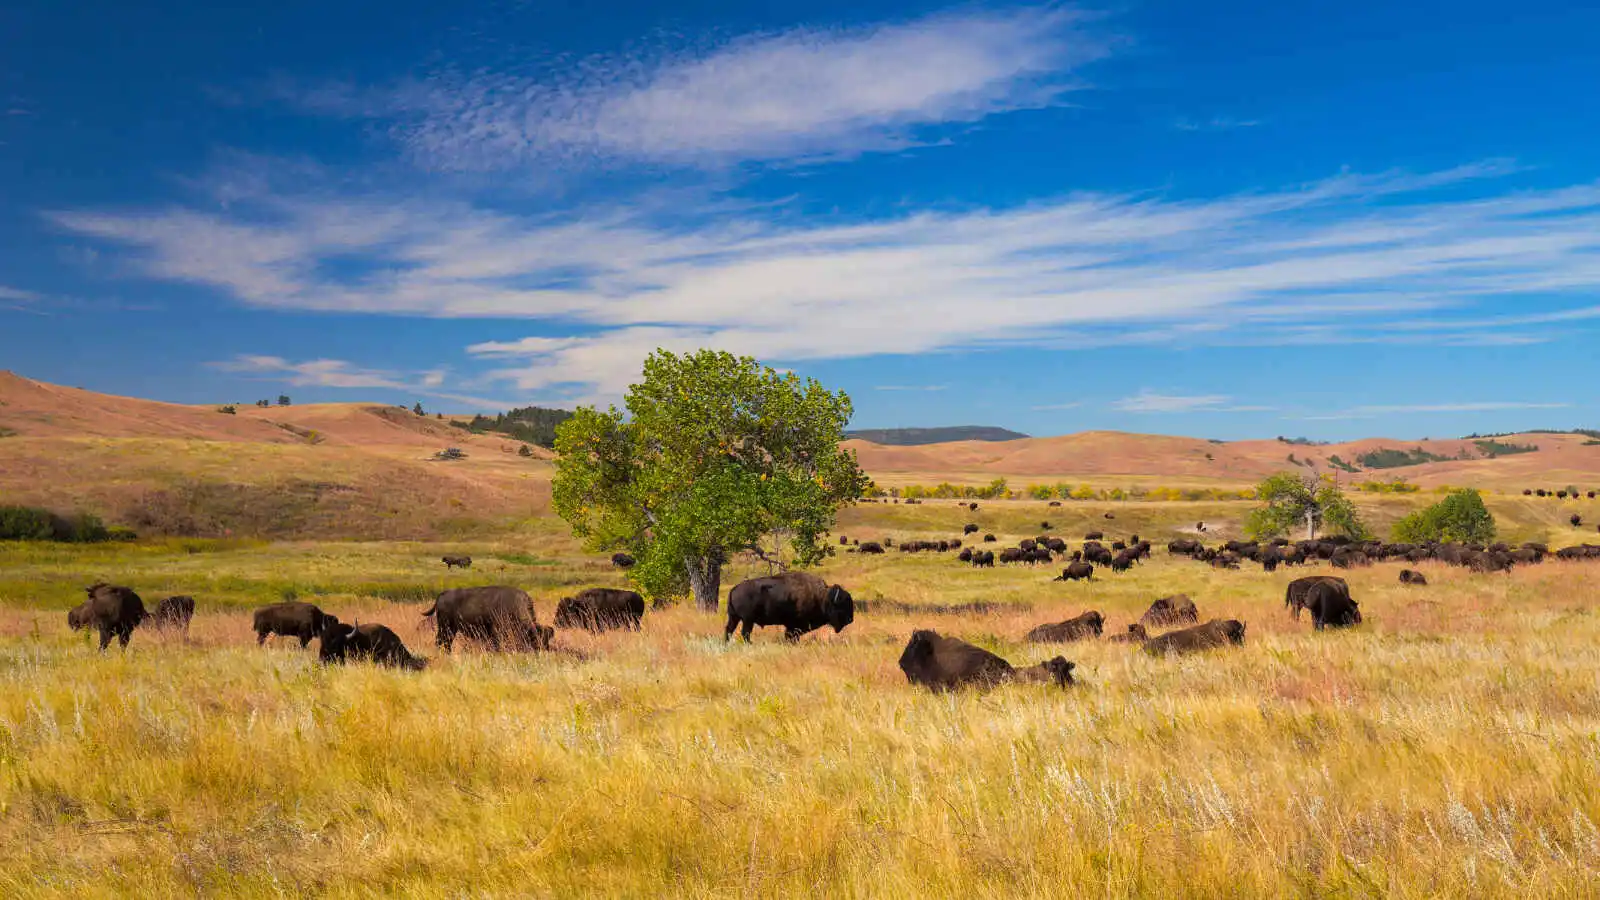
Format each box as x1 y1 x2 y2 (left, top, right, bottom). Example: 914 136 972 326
210 354 515 410
276 7 1107 171
50 162 1600 403
1296 401 1571 421
1030 402 1083 411
1112 390 1272 413
874 384 948 392
1174 116 1259 132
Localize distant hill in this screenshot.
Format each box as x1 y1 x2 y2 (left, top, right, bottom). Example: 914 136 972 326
845 426 1030 446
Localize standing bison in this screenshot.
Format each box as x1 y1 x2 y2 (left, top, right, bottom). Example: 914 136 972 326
1054 562 1094 582
898 630 1074 691
1024 611 1104 642
611 552 637 569
254 601 338 648
319 622 428 670
68 583 150 651
422 586 551 652
724 572 853 643
151 595 195 633
554 588 646 632
1285 576 1348 621
441 555 473 570
1143 619 1246 655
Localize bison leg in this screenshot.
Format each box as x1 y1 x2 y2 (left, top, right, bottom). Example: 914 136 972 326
298 631 313 649
435 626 455 652
739 620 755 643
723 614 740 642
117 626 133 648
257 630 269 646
783 627 803 643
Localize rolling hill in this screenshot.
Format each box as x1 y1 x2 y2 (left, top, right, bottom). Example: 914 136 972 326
4 372 1599 539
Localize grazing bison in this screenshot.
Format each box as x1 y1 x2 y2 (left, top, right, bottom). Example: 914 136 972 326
151 595 195 633
1054 561 1094 582
724 572 853 643
1573 514 1584 528
1286 576 1347 620
69 583 149 651
611 552 636 569
859 542 885 554
1303 582 1362 629
958 547 974 563
253 601 337 648
963 523 980 535
969 502 979 511
319 622 428 670
441 555 473 569
554 587 646 632
1084 531 1104 541
1025 611 1104 643
422 586 550 652
1143 619 1246 655
982 534 997 543
898 630 1073 691
1140 594 1199 628
973 550 996 568
1399 569 1428 586
1107 623 1148 644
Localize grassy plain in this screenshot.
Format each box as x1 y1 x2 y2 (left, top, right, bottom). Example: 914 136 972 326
3 498 1600 896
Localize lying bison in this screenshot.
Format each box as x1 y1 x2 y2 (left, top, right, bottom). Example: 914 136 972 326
1054 561 1094 582
1399 569 1428 586
898 630 1074 691
1107 623 1148 644
254 601 338 648
151 595 195 633
963 524 980 535
554 587 645 632
1140 594 1199 628
441 555 473 570
858 542 885 555
1285 576 1347 621
1143 619 1246 655
68 583 149 651
319 622 428 670
423 586 551 652
1024 610 1104 643
724 572 852 643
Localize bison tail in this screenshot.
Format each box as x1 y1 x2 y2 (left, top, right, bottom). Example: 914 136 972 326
419 603 437 617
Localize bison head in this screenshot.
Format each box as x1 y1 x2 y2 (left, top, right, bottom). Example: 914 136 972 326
553 597 577 628
1042 657 1075 687
826 585 854 632
1086 611 1105 635
897 630 937 682
1223 620 1247 644
318 621 357 663
66 604 91 630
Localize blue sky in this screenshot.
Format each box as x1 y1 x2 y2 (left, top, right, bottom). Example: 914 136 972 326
3 0 1599 439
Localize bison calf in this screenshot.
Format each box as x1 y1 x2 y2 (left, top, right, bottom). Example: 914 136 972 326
1106 623 1148 644
69 583 150 651
1399 569 1428 586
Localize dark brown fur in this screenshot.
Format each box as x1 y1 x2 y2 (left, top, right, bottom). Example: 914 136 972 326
422 586 549 652
554 587 646 632
1142 619 1246 655
1140 594 1199 627
724 572 853 643
898 629 1074 691
69 583 149 651
1024 610 1104 643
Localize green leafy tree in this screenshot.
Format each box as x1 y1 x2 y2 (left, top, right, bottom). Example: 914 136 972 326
978 478 1009 500
412 402 425 416
277 395 291 406
1392 489 1496 543
1246 472 1371 540
553 350 870 611
1027 484 1056 500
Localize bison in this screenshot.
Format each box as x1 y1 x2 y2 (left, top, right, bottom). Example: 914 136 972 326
1107 623 1148 644
963 524 980 535
1303 581 1362 629
151 595 195 633
724 572 853 643
554 587 646 632
973 550 996 568
319 622 428 670
898 630 1073 691
611 552 636 569
1285 576 1347 620
1573 514 1585 528
68 583 149 651
859 542 886 554
1025 611 1104 643
1054 561 1094 582
441 555 473 569
253 601 337 648
422 586 550 652
1399 569 1428 586
1140 594 1199 627
1143 619 1246 655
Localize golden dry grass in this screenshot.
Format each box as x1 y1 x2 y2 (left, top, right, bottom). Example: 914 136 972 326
4 497 1600 896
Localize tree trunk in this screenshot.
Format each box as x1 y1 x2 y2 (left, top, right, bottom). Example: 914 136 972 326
686 554 723 613
1305 509 1317 541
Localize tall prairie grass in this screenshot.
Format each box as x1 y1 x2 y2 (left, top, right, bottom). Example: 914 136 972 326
2 500 1600 895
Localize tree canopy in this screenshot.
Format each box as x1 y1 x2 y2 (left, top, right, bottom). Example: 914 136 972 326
1245 472 1371 540
552 349 870 610
1392 489 1496 544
